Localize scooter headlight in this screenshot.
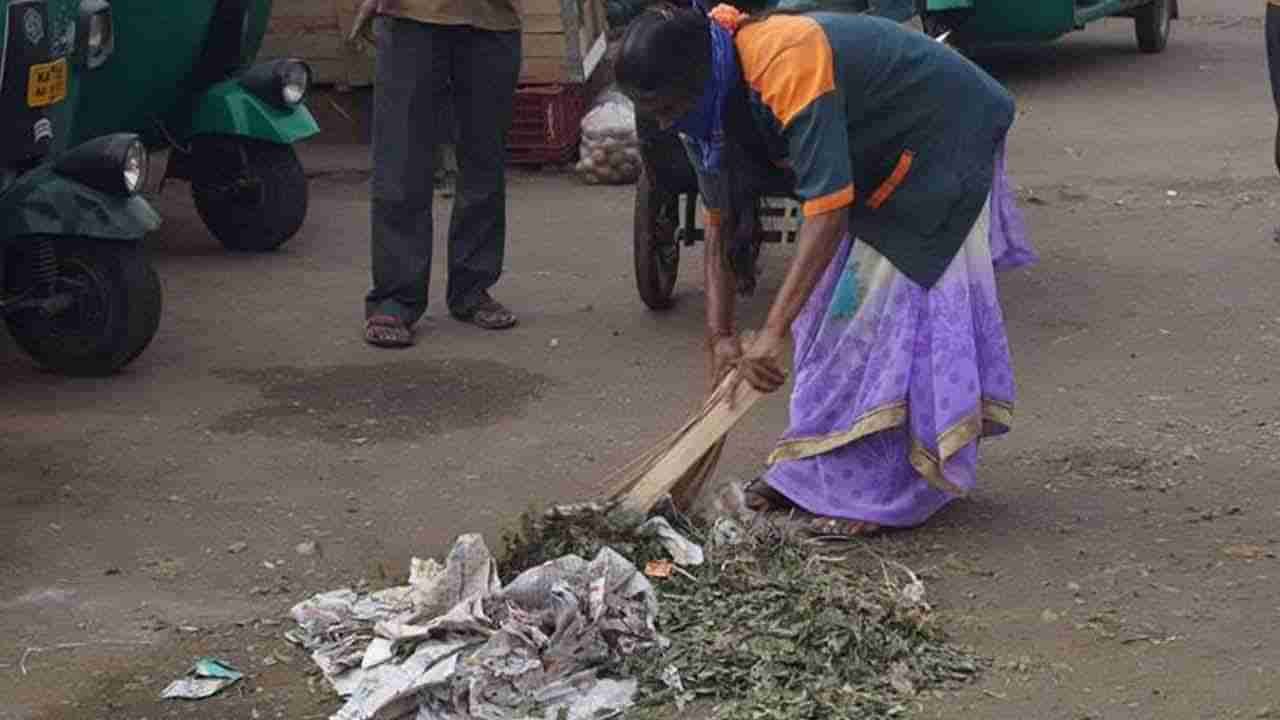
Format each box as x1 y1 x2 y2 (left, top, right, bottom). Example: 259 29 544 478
241 59 312 109
55 134 149 197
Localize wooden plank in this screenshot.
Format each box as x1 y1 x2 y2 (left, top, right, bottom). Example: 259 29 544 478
260 33 345 61
523 33 569 58
524 13 566 33
523 0 566 15
267 15 341 33
273 0 334 14
520 56 575 83
268 0 339 32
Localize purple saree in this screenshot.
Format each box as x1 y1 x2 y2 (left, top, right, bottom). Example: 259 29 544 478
760 146 1036 527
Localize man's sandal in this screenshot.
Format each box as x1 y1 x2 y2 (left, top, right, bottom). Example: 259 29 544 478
452 296 517 330
365 315 413 348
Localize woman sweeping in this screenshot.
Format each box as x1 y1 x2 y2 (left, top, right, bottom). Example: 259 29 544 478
616 3 1036 536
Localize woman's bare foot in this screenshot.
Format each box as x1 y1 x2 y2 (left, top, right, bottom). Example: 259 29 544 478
743 477 796 513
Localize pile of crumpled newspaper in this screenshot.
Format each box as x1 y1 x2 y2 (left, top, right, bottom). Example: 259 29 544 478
287 532 680 720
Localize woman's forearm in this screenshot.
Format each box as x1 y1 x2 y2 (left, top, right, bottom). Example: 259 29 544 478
704 222 737 337
762 210 845 337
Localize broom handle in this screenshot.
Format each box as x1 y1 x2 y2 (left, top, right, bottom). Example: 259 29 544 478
615 370 763 514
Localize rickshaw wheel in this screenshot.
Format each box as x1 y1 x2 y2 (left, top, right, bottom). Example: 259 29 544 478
1135 0 1172 53
191 137 309 253
633 164 681 311
5 238 162 376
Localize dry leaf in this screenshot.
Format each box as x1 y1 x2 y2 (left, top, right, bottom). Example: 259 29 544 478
1223 544 1272 560
645 560 674 578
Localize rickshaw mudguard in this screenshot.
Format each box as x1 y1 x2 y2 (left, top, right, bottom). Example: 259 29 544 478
183 78 320 145
0 168 161 242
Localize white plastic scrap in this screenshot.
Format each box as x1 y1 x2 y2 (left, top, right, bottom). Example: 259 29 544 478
288 533 666 720
160 658 244 700
636 517 705 566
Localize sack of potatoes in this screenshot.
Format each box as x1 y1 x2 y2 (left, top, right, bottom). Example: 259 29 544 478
576 88 641 186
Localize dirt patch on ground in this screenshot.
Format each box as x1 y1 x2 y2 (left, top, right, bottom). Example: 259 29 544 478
211 360 552 442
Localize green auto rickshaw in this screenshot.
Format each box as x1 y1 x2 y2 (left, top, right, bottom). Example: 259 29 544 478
70 0 319 252
2 0 163 375
920 0 1178 54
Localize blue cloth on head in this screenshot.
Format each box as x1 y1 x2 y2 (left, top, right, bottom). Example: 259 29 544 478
673 5 741 173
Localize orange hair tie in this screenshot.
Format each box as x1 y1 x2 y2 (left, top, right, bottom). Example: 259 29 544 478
708 4 748 33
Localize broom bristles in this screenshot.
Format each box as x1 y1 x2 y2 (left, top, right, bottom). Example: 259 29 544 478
606 369 763 514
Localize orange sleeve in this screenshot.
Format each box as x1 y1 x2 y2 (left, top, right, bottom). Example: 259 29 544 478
737 16 854 218
803 186 856 217
735 15 837 129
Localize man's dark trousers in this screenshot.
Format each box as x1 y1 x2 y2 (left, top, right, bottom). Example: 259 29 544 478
366 17 521 324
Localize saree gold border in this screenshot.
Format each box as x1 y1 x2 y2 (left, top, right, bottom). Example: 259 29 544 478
766 402 908 465
983 399 1014 427
912 416 980 496
767 398 1016 497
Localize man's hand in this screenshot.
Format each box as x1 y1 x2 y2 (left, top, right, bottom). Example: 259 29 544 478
348 0 378 43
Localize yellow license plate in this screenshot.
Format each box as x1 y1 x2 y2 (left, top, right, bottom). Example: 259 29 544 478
26 58 68 108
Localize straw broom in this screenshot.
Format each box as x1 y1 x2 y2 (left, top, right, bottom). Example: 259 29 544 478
604 367 764 515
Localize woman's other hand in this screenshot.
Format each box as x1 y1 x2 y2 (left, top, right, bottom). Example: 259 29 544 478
736 328 788 394
707 332 742 391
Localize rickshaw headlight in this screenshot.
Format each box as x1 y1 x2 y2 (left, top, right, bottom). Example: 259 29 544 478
281 63 310 106
54 134 149 197
241 59 312 109
122 140 147 194
78 0 115 69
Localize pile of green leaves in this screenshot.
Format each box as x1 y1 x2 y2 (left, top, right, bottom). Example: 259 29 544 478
499 508 980 719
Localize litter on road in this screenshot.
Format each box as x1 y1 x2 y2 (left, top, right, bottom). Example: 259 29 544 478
288 533 667 720
160 657 244 700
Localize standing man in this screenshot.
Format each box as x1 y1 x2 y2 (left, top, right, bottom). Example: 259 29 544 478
352 0 522 347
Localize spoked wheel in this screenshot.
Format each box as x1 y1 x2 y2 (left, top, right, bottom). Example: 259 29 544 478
633 164 681 310
5 238 162 376
1135 0 1173 53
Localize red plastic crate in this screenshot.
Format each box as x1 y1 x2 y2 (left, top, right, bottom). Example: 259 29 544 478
506 84 587 165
